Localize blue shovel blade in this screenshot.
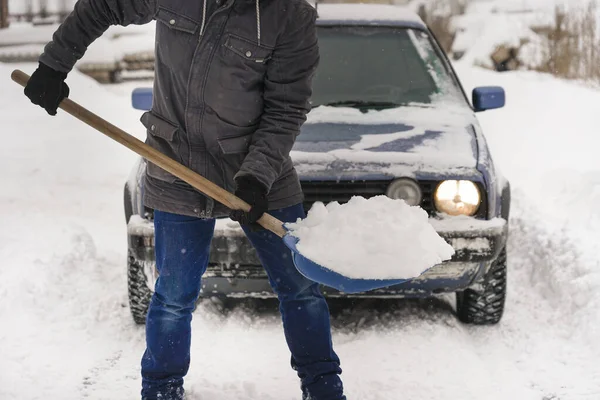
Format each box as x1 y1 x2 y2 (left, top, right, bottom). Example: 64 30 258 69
282 234 409 294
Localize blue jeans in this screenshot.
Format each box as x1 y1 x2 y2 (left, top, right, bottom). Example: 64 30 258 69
141 204 345 400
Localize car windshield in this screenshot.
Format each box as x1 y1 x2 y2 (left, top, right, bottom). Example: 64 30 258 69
311 26 465 109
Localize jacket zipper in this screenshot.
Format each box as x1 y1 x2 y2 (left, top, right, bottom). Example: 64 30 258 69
188 0 235 217
199 0 234 42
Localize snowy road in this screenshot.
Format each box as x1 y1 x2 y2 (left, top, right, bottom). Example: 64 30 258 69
1 63 599 400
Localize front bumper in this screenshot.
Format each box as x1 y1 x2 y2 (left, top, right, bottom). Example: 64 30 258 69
127 215 508 297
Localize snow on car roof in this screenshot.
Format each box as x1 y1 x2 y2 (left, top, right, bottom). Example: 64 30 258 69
314 4 426 29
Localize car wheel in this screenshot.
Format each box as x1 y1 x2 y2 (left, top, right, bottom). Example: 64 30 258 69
456 247 507 325
127 250 153 325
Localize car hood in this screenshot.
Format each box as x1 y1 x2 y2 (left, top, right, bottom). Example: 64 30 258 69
292 103 480 179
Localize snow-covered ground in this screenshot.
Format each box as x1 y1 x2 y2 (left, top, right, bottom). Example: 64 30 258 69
1 58 599 400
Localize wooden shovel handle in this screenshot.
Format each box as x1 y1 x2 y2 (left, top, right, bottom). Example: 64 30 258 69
12 69 287 238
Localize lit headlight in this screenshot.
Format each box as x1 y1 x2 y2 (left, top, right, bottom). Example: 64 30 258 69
386 178 422 206
434 180 481 216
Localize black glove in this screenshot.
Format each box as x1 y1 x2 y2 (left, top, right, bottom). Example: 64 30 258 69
24 62 70 116
229 175 268 229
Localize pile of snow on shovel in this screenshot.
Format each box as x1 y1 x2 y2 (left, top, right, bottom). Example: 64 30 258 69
287 196 455 280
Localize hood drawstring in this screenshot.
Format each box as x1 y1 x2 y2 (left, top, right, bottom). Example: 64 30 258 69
200 0 208 36
200 0 261 46
256 0 261 46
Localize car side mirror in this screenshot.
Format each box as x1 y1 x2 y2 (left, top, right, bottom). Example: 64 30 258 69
132 88 153 111
472 86 505 112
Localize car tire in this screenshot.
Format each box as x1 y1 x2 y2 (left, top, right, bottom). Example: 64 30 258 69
127 250 153 325
124 183 133 224
456 247 507 325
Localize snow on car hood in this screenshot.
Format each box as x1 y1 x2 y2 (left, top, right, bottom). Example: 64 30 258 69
292 103 479 178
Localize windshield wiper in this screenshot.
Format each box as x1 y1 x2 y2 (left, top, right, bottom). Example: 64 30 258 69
320 100 402 110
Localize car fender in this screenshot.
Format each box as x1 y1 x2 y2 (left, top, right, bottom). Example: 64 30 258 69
471 122 507 220
124 157 147 221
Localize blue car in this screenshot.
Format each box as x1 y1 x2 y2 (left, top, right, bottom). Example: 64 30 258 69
124 4 509 326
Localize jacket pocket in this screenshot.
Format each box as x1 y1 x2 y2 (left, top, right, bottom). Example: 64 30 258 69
218 133 253 155
223 34 273 63
141 111 178 141
215 120 256 191
218 133 253 192
155 7 199 34
212 111 257 151
141 111 182 184
218 34 273 91
154 7 199 71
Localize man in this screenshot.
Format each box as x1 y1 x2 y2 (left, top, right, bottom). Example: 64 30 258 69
23 0 346 399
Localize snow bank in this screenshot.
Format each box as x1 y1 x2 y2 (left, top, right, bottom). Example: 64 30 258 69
454 63 600 337
453 12 543 68
450 0 599 68
0 62 147 399
287 196 454 280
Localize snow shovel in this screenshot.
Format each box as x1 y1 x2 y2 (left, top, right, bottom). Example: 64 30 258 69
12 69 409 294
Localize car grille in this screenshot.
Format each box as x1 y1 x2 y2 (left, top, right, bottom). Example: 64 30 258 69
301 180 439 215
